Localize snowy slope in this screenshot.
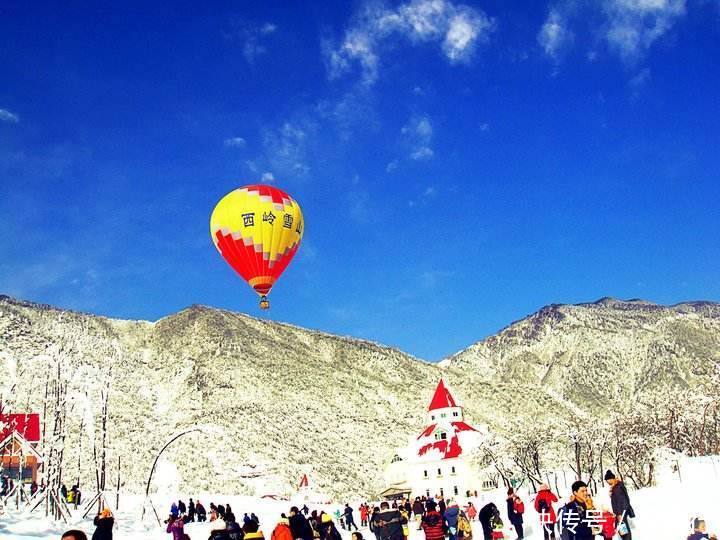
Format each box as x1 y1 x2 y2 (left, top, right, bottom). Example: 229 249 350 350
1 296 719 499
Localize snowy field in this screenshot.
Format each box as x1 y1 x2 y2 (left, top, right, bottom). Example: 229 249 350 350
2 457 720 539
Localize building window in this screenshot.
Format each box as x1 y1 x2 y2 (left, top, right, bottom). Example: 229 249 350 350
453 486 458 496
451 466 456 474
437 468 442 477
426 490 430 498
391 454 402 463
431 415 435 420
434 431 447 441
440 488 444 496
423 470 428 478
441 413 447 418
453 411 459 417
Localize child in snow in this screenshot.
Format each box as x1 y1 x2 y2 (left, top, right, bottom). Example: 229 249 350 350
490 512 504 539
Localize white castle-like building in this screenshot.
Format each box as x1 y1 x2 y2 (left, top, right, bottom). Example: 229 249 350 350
384 379 493 500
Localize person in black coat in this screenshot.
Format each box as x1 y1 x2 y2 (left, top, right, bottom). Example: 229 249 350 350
188 499 196 522
373 502 405 540
319 515 343 540
438 497 447 517
560 481 595 540
290 506 315 540
92 509 114 540
605 470 635 540
196 500 207 522
344 504 359 531
178 499 187 516
478 503 499 540
506 488 524 539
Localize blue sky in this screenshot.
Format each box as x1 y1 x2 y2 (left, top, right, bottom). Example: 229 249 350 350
1 1 719 360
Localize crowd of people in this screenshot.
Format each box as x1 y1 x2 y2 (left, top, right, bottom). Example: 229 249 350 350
57 468 718 540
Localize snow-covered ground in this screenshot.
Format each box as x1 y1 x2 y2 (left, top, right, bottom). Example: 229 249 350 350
2 457 720 539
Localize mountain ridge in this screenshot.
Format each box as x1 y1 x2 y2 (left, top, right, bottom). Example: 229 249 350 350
1 294 719 498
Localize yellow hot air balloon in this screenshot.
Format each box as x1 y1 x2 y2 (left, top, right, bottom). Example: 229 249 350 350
210 184 304 310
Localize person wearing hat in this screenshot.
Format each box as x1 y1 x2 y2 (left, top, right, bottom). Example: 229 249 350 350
421 500 445 540
92 508 114 540
534 484 558 540
445 499 461 540
688 517 719 540
604 470 634 540
318 513 342 540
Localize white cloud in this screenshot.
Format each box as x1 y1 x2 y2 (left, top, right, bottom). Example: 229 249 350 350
411 147 434 160
261 171 275 183
386 160 399 173
227 20 278 64
603 0 686 63
402 115 435 161
0 109 19 123
262 120 313 178
538 0 686 64
409 185 438 206
538 9 574 59
327 0 494 85
261 23 277 35
224 137 246 148
629 67 652 96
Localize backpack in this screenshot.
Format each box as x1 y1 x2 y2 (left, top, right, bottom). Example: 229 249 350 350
513 500 525 514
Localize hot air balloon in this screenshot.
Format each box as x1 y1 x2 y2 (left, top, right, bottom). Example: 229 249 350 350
210 184 304 310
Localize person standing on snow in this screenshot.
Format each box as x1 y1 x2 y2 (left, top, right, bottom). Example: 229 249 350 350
466 502 477 522
604 470 634 540
444 499 460 540
187 498 196 522
166 515 185 540
478 502 500 540
196 500 207 522
92 508 114 540
438 496 447 517
559 481 596 540
360 504 370 528
420 500 446 540
290 506 315 540
374 501 406 540
506 488 524 539
170 501 179 518
413 497 426 529
534 484 558 540
344 504 359 531
319 514 342 540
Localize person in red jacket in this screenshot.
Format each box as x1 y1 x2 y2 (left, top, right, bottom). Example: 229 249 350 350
360 505 370 528
534 484 558 540
272 516 293 540
421 500 446 540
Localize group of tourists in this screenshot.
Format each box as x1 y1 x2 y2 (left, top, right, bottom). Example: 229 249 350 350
56 468 718 540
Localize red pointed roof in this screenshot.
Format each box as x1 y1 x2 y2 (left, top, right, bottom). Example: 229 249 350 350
0 413 40 442
298 474 309 489
428 379 458 411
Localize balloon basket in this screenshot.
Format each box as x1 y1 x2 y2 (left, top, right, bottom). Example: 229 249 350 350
259 296 270 310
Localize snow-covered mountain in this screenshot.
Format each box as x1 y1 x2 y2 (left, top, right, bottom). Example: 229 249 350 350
0 295 718 499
